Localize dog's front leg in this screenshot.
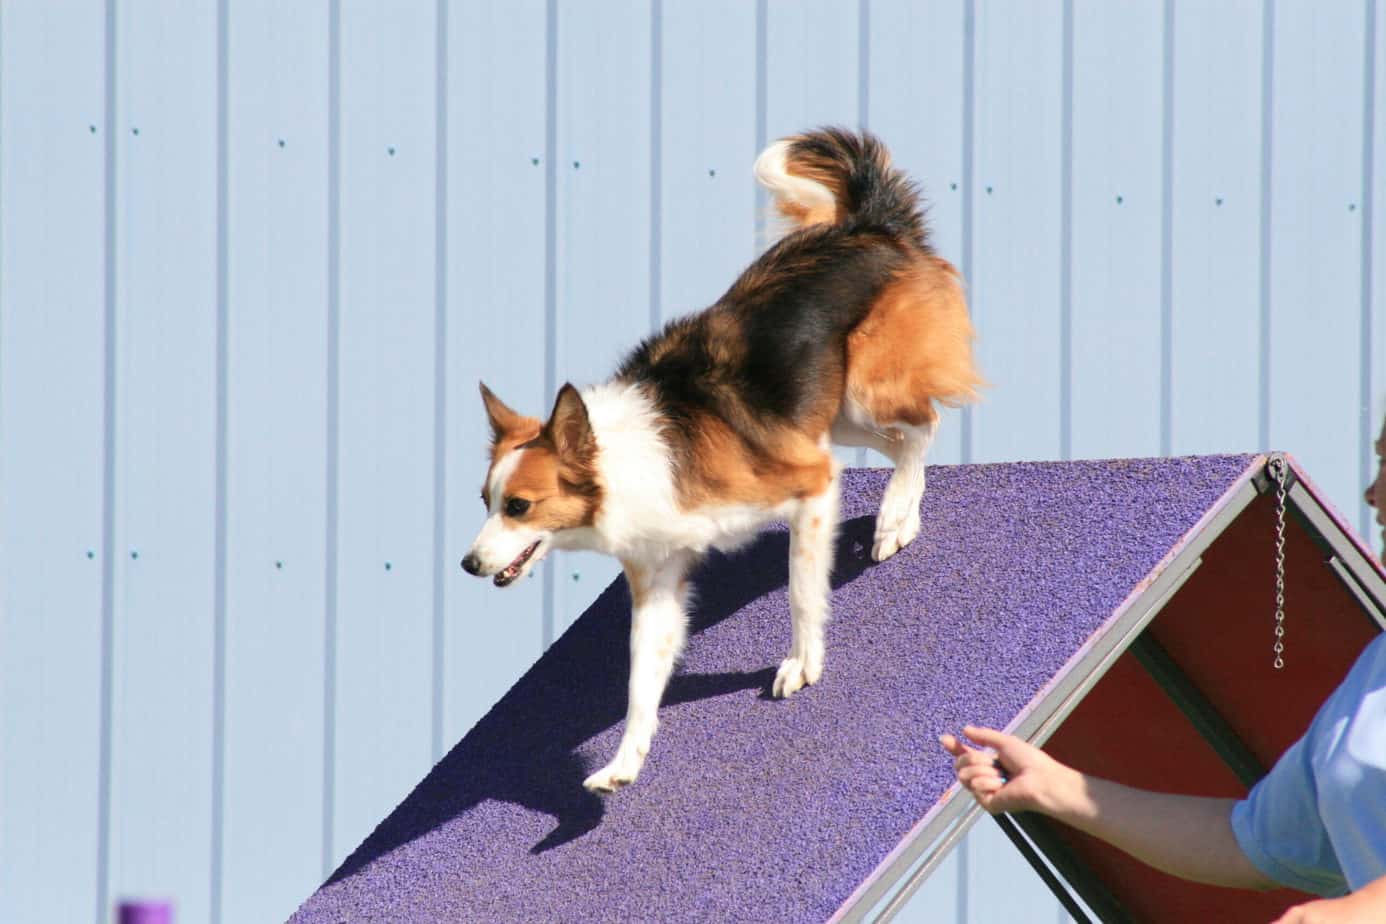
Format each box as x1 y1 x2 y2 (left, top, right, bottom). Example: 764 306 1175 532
583 552 692 794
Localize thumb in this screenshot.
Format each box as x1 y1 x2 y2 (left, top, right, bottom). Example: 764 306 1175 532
961 725 1020 752
962 726 1040 771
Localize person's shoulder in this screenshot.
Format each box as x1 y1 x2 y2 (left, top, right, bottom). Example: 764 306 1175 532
1336 632 1386 700
1354 632 1386 672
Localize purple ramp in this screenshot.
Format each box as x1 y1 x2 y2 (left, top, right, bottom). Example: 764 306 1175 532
290 455 1257 924
117 901 173 924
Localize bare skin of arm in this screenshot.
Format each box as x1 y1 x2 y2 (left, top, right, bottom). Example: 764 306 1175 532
939 725 1275 889
941 727 1386 922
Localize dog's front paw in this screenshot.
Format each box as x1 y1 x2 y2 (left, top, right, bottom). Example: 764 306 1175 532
772 654 823 698
872 505 920 561
582 752 644 795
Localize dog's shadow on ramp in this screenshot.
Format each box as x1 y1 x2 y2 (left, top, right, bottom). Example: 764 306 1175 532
325 517 878 883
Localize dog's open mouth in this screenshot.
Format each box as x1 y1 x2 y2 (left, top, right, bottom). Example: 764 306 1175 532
494 540 542 587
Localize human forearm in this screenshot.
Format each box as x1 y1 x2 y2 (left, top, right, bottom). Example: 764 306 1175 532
1051 775 1276 890
943 727 1279 890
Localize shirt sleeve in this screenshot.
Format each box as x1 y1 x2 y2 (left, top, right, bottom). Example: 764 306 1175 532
1231 734 1349 897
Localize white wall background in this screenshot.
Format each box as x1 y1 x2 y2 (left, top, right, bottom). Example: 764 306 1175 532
2 1 1383 922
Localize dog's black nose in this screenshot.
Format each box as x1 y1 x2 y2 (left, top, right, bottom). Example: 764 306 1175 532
461 553 482 575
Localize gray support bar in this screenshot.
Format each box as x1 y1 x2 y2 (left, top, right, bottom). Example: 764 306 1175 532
999 813 1132 924
1128 635 1267 789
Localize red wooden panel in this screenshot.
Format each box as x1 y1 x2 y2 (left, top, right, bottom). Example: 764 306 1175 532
1041 491 1380 922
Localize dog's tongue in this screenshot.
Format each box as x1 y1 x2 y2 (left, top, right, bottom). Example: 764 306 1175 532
494 542 538 586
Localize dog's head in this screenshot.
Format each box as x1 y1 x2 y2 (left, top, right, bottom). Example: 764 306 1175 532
460 382 602 587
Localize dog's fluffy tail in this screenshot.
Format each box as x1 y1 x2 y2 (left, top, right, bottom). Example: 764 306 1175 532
753 126 927 246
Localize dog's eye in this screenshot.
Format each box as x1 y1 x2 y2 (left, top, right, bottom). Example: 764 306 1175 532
504 497 531 517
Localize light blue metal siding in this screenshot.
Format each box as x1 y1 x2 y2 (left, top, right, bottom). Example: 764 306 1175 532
220 2 331 921
1169 0 1265 458
1374 0 1386 546
868 0 968 468
659 0 758 323
1 4 1383 924
899 843 965 923
551 0 652 634
0 4 108 923
108 2 220 921
331 0 440 871
441 0 551 757
1269 2 1371 543
766 0 864 473
1069 0 1166 462
970 0 1067 465
964 818 1071 924
766 0 860 142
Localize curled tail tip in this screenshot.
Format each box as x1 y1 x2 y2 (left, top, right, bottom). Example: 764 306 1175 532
753 138 838 232
751 138 790 182
753 126 925 243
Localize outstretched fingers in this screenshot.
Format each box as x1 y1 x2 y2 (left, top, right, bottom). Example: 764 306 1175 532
940 725 1078 820
939 733 1005 810
938 732 969 758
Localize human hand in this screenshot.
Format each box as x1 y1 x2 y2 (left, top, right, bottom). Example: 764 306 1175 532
938 725 1081 817
1271 883 1386 924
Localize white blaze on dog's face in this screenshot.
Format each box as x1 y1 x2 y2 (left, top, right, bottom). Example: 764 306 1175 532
462 382 602 587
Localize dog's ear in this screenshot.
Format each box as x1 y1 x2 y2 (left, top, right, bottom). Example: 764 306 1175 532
480 382 525 443
544 383 595 462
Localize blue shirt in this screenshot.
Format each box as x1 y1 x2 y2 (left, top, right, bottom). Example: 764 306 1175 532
1231 632 1386 895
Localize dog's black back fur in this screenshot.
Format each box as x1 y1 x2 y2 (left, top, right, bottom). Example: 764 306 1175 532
619 231 907 431
616 128 930 467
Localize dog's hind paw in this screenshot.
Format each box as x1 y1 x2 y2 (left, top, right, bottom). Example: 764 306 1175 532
772 655 822 698
872 506 920 562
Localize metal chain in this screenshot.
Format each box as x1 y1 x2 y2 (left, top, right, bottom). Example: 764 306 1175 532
1270 457 1288 670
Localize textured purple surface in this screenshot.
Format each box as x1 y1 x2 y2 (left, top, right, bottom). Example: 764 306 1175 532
117 901 173 924
290 455 1258 924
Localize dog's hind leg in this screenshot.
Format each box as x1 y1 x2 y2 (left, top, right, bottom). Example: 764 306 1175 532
773 464 841 698
583 551 693 794
868 417 937 561
831 400 938 562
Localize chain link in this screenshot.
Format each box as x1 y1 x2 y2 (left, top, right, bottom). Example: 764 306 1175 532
1270 457 1288 670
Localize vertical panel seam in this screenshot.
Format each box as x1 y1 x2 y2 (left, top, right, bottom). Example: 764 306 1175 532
649 0 662 332
855 0 870 469
210 0 230 918
1258 0 1275 451
1159 0 1175 456
430 0 449 765
755 0 767 239
322 0 341 878
1361 0 1378 539
96 0 119 920
0 0 4 425
960 0 975 464
542 0 557 648
858 0 869 131
1059 0 1074 461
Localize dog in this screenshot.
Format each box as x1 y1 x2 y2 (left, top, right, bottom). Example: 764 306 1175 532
461 128 982 793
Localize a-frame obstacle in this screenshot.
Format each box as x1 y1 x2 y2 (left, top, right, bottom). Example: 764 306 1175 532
289 454 1386 923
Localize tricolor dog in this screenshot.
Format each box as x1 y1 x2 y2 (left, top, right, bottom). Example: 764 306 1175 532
462 128 983 793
